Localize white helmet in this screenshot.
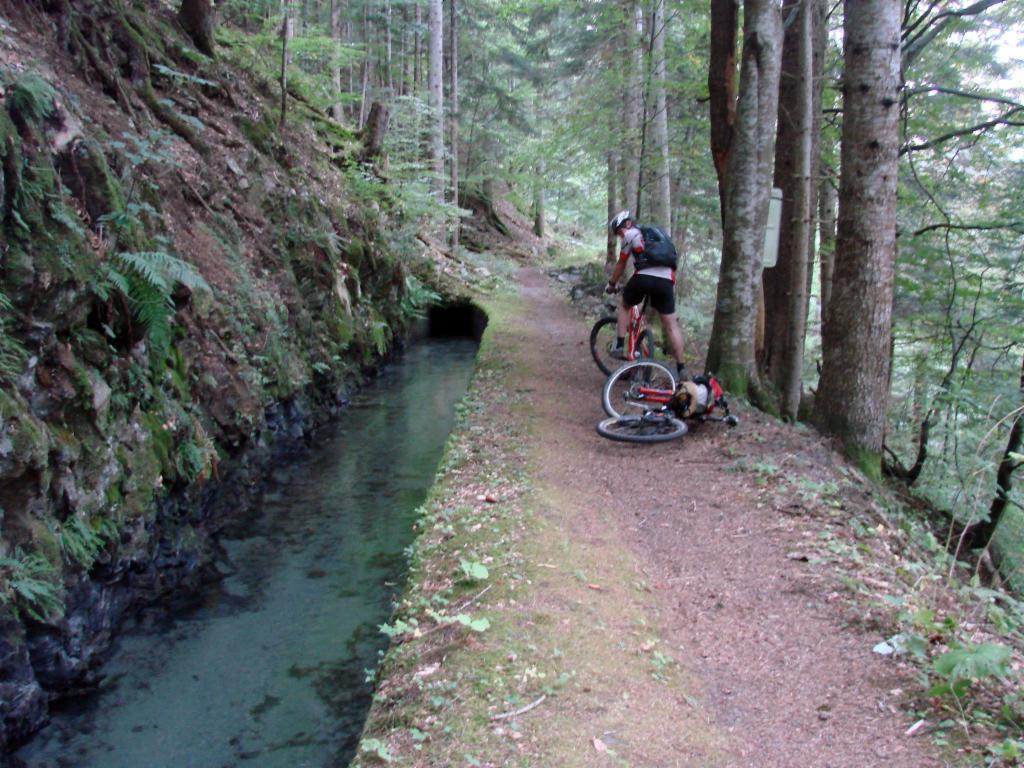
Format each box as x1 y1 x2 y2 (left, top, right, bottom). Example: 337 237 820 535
609 210 632 234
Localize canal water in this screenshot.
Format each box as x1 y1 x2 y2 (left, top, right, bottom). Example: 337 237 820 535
17 336 479 768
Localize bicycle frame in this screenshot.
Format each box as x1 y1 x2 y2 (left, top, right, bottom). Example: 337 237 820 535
624 296 651 361
634 385 673 406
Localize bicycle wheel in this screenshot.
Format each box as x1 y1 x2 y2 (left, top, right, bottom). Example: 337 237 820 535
589 318 658 376
602 359 678 419
589 316 620 376
638 328 657 359
596 414 687 443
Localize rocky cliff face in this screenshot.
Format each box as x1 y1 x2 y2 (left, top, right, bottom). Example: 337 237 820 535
0 0 444 751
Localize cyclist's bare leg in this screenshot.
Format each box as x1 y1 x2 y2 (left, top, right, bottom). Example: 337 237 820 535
616 300 630 339
659 312 686 365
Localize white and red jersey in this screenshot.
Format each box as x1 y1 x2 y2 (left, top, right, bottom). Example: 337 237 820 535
618 225 675 282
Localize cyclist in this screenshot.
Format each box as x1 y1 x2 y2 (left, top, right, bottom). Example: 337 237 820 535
606 210 689 381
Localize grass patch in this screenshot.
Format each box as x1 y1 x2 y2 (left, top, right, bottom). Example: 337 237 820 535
356 285 723 766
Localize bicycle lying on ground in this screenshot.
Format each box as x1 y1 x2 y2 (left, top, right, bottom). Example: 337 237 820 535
589 294 657 375
597 359 739 443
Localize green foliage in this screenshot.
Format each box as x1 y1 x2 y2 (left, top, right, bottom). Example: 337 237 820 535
454 614 491 633
0 292 26 383
175 419 217 483
152 63 218 89
358 737 394 763
0 548 63 622
458 559 489 582
400 275 441 321
50 515 118 571
929 642 1013 700
7 73 56 122
175 439 207 483
102 250 209 359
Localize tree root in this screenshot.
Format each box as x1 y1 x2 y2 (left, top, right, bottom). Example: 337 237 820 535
54 1 211 157
70 28 139 124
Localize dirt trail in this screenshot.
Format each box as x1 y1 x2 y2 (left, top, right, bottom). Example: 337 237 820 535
515 267 938 767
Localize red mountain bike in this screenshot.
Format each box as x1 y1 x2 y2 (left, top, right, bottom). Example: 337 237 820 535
597 359 739 443
589 295 657 375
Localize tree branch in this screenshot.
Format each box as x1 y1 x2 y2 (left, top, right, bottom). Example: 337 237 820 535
911 220 1024 237
899 107 1023 154
902 0 1007 69
903 85 1024 109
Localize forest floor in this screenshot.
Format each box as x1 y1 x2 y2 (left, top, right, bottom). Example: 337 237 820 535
358 262 962 767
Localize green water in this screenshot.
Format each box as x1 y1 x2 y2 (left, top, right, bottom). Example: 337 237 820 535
17 338 478 768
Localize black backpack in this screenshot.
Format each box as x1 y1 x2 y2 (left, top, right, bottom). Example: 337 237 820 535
634 225 678 270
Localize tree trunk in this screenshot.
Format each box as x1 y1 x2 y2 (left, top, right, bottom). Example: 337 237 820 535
779 0 814 420
428 0 444 204
279 1 292 130
347 20 355 118
449 0 460 251
532 159 545 238
818 171 837 324
330 0 343 121
385 0 393 93
398 6 409 95
957 352 1024 559
705 0 783 399
813 0 902 476
361 101 389 164
358 3 370 129
708 0 739 226
414 3 423 95
651 0 671 233
761 0 816 419
179 0 216 57
607 149 618 265
622 0 643 215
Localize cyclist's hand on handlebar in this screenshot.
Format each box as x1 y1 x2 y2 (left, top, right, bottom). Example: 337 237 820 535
605 281 619 294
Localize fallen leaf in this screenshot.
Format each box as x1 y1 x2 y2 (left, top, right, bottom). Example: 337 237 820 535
586 583 605 591
592 737 608 753
415 663 440 678
905 719 926 737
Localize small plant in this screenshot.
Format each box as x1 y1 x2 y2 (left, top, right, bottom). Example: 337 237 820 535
458 559 489 582
50 515 118 570
379 617 417 638
359 737 394 763
0 549 63 622
751 460 780 477
454 613 490 632
400 275 441 321
929 642 1012 700
7 73 56 122
0 292 27 384
987 738 1023 767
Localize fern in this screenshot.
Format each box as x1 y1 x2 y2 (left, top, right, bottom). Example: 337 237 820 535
400 275 441 321
96 251 210 358
0 292 26 384
48 203 88 238
176 439 207 482
0 549 63 622
50 515 117 570
118 251 208 293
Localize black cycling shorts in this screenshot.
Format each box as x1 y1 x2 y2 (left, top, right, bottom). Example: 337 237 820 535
623 273 676 315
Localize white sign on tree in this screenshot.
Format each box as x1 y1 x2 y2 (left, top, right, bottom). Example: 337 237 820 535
762 188 784 267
